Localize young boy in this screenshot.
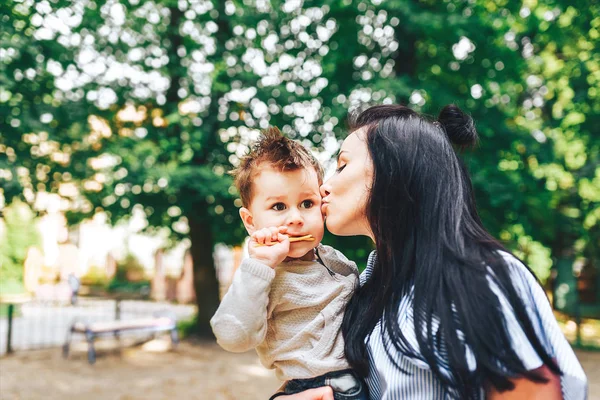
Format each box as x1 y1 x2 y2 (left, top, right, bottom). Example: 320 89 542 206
210 128 368 400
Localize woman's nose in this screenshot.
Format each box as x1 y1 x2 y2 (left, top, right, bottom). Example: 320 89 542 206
320 182 330 198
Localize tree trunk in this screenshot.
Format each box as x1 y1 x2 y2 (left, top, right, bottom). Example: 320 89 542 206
163 6 221 337
188 212 220 338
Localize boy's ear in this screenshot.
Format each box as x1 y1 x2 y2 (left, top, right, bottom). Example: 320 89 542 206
239 207 255 234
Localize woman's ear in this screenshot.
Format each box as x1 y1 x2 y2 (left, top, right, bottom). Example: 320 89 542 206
239 207 255 234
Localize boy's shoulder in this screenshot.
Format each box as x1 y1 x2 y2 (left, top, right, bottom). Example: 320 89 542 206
316 244 359 277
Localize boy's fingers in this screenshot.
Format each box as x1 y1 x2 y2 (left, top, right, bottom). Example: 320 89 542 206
269 226 279 241
252 227 291 246
254 230 266 244
261 228 273 244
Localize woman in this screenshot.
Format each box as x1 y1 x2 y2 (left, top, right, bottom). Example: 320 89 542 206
280 104 587 399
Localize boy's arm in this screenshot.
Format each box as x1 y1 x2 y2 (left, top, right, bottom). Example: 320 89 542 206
210 258 276 352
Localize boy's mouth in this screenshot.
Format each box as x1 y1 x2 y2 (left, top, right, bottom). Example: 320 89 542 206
288 234 314 243
256 234 314 247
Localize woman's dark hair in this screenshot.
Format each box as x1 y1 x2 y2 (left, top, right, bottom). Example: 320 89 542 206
341 104 560 399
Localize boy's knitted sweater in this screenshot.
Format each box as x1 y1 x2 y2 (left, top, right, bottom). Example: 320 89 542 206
210 244 358 380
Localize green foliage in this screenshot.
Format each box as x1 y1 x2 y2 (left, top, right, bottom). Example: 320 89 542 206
114 253 146 282
0 200 40 286
80 265 109 287
107 254 150 296
177 315 199 340
0 303 21 318
0 280 26 297
106 279 150 296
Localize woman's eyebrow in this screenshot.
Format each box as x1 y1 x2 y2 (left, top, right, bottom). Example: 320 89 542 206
336 150 348 162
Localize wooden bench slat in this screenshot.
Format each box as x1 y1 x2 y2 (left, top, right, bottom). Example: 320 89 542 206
73 317 174 333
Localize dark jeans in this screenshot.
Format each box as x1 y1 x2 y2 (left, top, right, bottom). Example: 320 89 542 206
270 369 369 400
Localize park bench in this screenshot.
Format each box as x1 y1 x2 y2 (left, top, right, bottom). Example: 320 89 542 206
63 313 179 364
552 258 600 346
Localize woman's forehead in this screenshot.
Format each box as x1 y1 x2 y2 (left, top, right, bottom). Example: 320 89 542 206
341 128 368 152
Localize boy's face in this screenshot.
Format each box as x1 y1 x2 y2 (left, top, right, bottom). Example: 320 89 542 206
240 164 324 259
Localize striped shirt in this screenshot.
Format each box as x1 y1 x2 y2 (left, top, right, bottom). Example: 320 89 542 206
360 251 588 399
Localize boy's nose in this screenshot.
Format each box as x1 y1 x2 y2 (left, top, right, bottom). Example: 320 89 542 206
286 208 304 226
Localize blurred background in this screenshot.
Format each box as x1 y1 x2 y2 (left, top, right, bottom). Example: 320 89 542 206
0 0 598 398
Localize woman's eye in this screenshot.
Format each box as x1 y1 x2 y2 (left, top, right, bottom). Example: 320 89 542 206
272 203 286 211
300 200 313 209
336 164 346 173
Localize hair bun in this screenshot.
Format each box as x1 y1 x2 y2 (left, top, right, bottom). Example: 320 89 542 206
437 104 478 147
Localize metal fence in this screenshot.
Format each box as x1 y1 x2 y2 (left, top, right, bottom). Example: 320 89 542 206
0 297 196 356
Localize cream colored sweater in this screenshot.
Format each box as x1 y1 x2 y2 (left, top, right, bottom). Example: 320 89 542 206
210 244 358 381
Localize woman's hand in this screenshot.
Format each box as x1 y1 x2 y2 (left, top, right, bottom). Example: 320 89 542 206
275 387 334 400
248 226 290 269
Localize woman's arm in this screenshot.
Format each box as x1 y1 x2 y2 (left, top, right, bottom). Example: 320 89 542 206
486 365 562 400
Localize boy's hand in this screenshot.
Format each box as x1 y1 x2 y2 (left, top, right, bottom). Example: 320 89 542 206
248 226 290 269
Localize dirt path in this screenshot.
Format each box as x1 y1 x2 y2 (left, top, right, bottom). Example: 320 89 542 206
579 350 600 398
0 340 598 399
0 340 280 400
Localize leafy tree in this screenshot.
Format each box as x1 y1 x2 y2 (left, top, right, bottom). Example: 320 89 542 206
338 0 600 281
1 0 373 335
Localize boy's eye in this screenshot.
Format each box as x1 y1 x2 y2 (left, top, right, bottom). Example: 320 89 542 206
272 203 286 211
300 200 313 209
336 164 346 173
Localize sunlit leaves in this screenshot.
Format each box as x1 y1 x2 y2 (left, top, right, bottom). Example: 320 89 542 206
1 0 598 279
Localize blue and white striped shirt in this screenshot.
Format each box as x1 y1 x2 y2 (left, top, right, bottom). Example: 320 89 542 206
360 251 588 399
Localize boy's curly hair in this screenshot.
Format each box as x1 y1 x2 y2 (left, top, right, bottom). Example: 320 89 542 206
230 127 324 207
